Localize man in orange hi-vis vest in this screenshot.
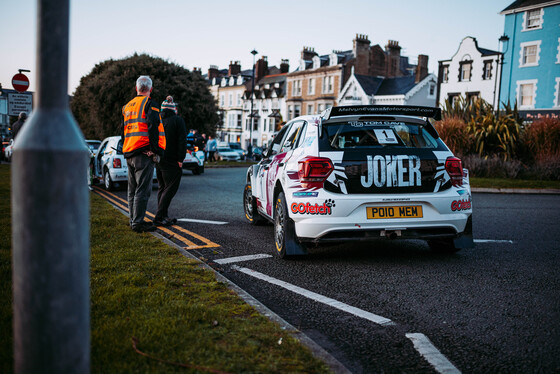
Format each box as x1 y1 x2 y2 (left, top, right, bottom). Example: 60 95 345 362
122 75 165 233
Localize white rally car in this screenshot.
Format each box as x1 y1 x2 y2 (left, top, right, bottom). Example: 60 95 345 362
243 105 473 258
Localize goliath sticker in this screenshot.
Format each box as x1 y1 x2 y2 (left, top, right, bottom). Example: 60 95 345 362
451 199 471 211
291 199 335 215
361 155 421 188
293 191 319 198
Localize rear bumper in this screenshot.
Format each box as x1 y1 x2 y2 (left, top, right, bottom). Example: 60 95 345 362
290 188 472 243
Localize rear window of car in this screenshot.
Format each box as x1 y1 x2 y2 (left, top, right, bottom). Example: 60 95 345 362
323 120 438 150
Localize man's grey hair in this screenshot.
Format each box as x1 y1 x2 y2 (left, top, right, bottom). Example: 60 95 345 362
136 76 152 94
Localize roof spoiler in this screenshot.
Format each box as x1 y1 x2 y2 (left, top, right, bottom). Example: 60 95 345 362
325 105 442 121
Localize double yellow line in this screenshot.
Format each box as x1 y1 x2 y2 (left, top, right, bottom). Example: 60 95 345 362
92 186 220 250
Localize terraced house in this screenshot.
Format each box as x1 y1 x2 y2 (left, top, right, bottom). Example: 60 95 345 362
285 35 422 119
499 0 560 120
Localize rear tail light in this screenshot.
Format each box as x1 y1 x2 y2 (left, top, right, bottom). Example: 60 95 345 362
298 157 334 188
113 158 122 168
445 157 463 187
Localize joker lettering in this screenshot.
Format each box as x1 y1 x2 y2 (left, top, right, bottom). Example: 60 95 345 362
361 155 421 188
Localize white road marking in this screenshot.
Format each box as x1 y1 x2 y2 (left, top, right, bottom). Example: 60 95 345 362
177 218 228 225
474 239 514 244
215 254 273 264
406 333 461 374
231 265 394 326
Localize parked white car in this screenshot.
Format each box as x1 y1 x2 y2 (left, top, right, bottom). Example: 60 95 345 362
93 136 157 190
216 146 241 161
4 139 13 162
243 105 473 258
182 138 205 175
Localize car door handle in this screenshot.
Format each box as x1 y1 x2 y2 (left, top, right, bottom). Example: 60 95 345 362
264 165 269 170
278 163 284 167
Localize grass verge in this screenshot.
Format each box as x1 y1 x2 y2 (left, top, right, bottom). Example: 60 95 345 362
0 164 330 373
470 177 560 189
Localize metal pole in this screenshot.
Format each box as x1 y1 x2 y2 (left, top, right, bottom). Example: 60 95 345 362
249 49 257 159
12 0 90 373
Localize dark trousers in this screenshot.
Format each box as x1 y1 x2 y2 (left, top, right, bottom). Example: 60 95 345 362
155 162 182 221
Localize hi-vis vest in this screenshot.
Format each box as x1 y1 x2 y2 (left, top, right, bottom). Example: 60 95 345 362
122 96 166 154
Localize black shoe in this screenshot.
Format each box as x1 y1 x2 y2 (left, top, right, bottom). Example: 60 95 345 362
132 222 157 233
153 218 173 227
166 217 178 225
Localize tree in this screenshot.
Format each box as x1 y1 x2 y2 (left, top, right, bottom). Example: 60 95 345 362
71 53 218 140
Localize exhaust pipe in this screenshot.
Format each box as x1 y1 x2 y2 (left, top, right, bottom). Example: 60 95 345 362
381 230 401 240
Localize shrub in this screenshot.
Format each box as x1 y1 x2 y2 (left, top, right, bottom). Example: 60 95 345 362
519 118 560 162
434 117 474 157
462 154 523 179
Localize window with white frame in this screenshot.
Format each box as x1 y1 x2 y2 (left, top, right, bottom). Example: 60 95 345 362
459 61 472 82
519 41 541 67
322 76 333 93
557 37 560 64
237 114 242 128
220 94 225 107
517 79 538 109
554 78 560 108
308 78 315 95
442 65 449 83
237 93 241 106
483 60 493 80
228 94 233 107
428 83 436 98
292 80 302 96
307 104 314 114
524 8 543 30
294 105 301 118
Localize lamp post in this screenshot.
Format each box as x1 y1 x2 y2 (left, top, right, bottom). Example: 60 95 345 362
496 34 510 118
249 49 257 159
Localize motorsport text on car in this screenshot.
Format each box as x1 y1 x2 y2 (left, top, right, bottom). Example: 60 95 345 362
243 105 473 258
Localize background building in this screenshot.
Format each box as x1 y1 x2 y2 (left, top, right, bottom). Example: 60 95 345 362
437 36 502 107
499 0 560 120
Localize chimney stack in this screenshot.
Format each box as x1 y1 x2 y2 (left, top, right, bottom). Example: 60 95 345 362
228 60 241 76
385 40 402 77
415 54 429 83
280 59 290 73
353 34 371 75
301 46 317 61
255 56 268 82
208 65 219 81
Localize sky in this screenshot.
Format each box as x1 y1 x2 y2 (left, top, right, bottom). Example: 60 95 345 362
0 0 514 95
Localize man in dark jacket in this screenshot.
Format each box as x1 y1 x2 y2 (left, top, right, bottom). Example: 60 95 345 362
153 96 187 226
12 112 28 140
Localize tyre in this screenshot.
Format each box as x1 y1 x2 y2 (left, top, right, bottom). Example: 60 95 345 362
103 169 114 191
427 238 461 253
243 183 265 225
274 192 307 258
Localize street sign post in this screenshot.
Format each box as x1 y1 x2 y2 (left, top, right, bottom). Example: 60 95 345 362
12 73 30 93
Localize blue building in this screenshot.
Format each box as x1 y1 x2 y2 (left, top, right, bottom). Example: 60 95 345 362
500 0 560 120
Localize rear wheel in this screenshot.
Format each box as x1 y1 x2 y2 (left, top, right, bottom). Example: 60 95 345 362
103 169 114 191
243 183 264 225
427 238 461 253
274 192 307 259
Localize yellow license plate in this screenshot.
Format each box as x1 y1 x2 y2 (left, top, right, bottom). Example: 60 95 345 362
367 205 423 219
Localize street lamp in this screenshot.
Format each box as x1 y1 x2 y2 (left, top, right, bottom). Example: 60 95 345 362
496 34 510 117
249 49 258 159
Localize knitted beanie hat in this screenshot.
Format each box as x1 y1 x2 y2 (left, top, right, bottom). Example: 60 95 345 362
161 95 177 113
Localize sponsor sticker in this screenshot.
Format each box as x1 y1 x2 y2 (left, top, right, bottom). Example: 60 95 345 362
293 191 319 198
291 199 335 215
451 199 471 211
